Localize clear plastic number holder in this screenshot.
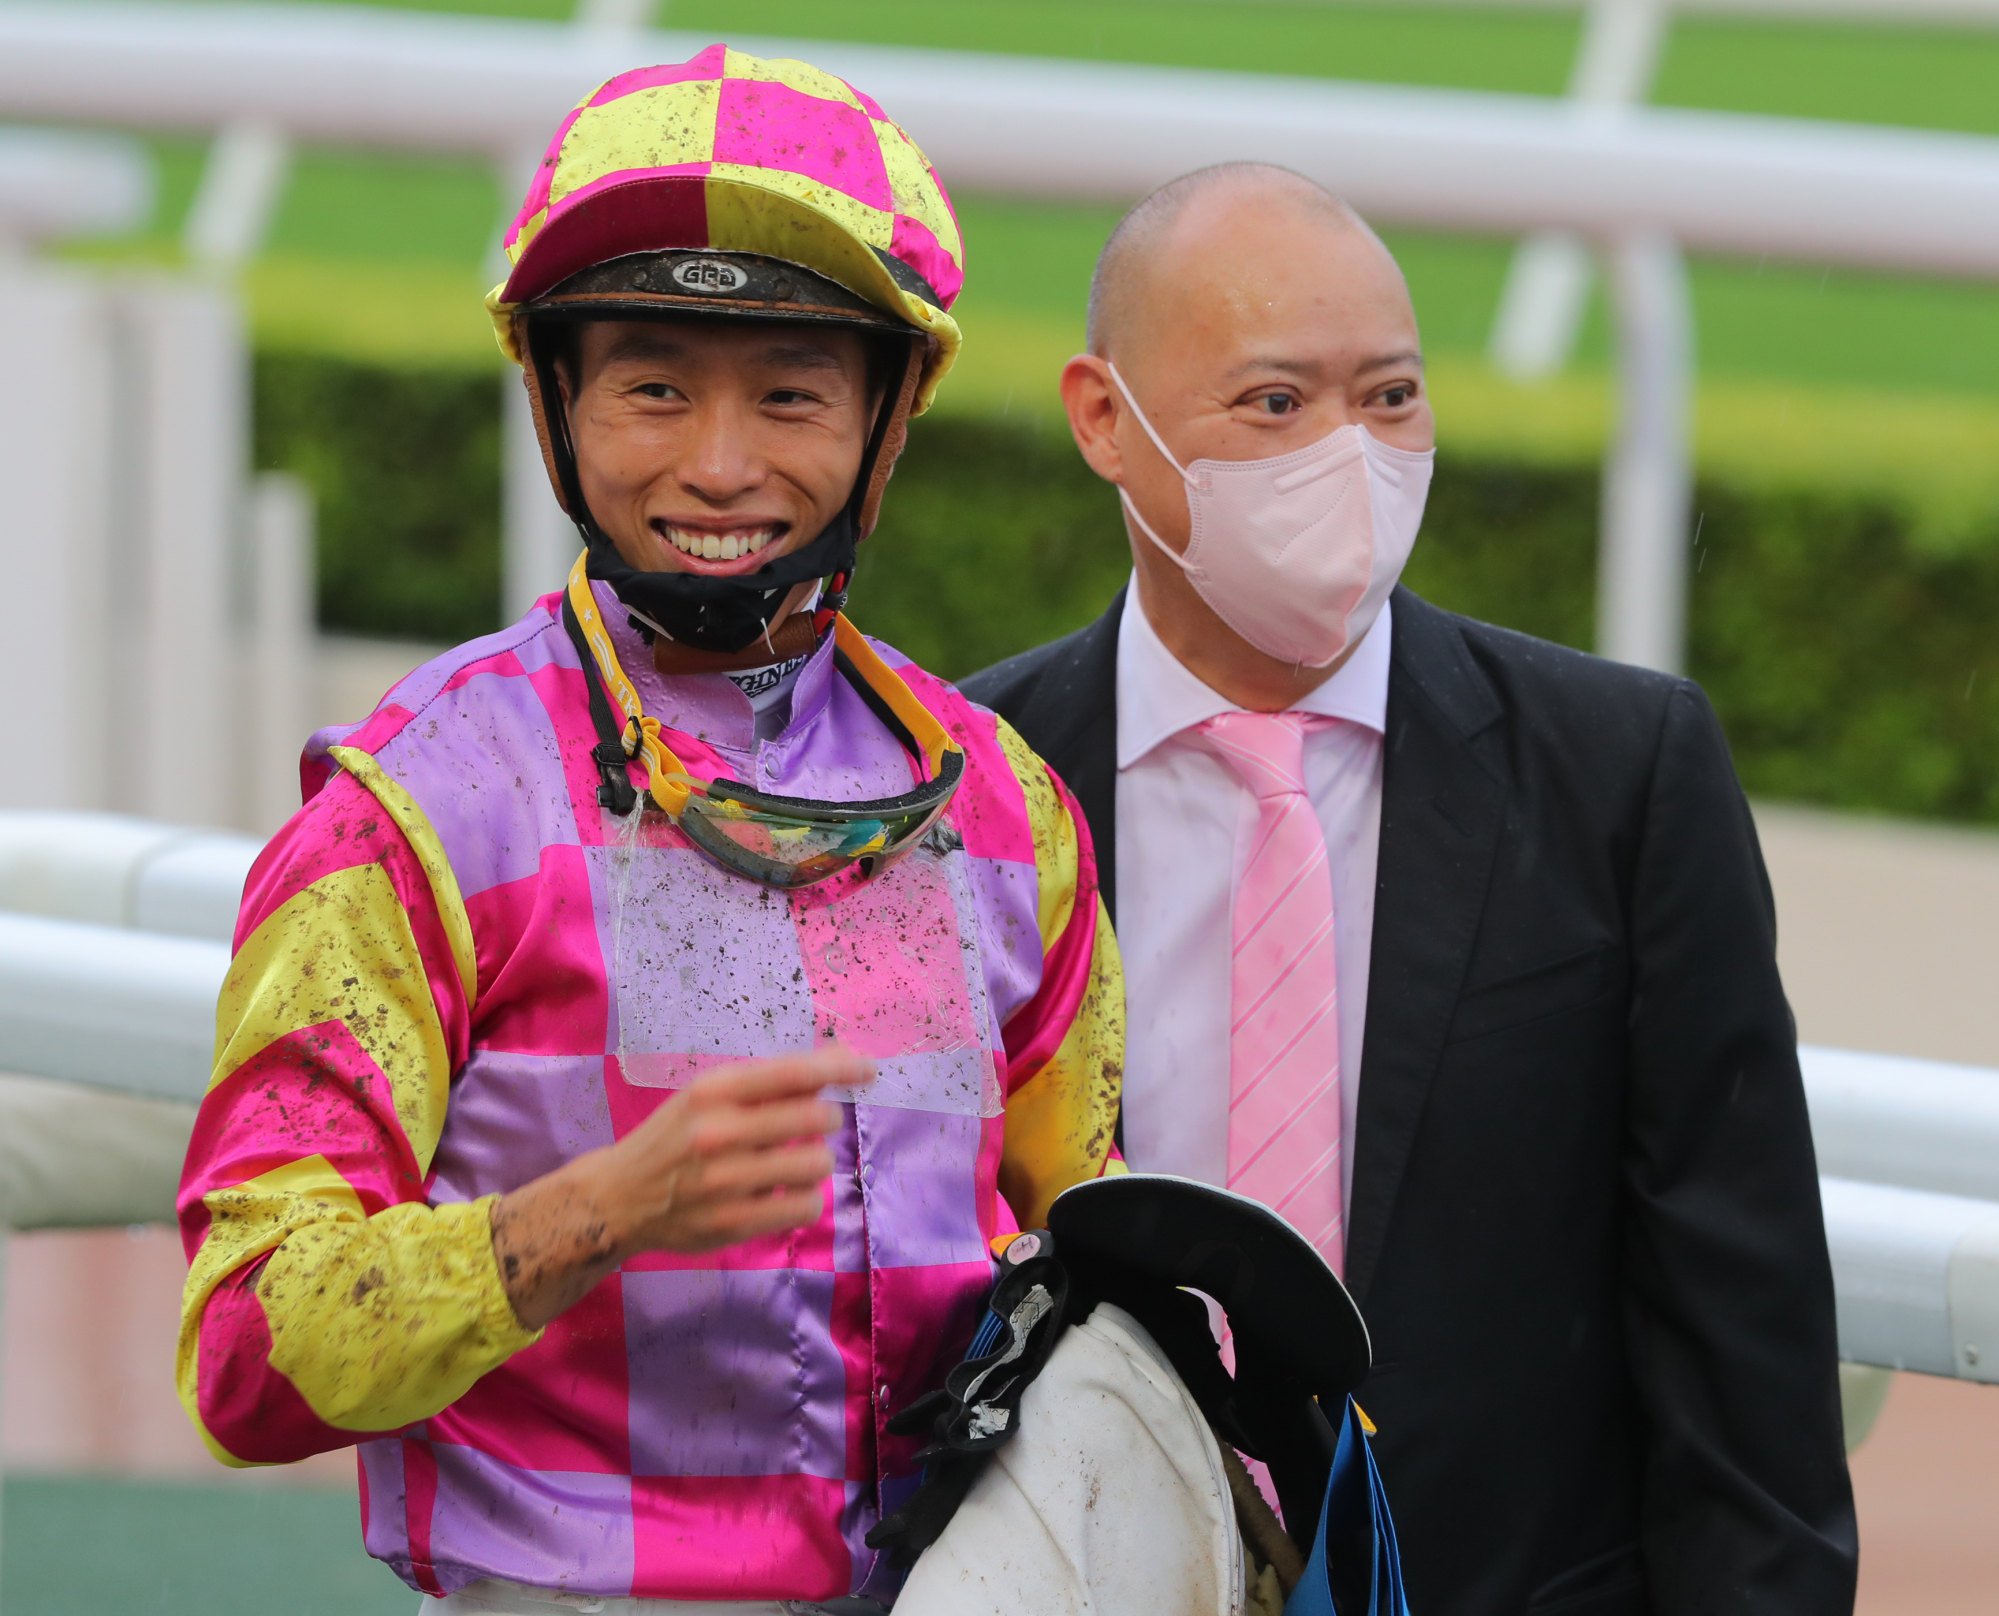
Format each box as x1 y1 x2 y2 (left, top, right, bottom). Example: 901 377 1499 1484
605 800 1002 1118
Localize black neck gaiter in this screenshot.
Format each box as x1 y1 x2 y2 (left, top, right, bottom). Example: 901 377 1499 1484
579 507 856 653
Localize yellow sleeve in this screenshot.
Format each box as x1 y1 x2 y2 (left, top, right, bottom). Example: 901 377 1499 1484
991 719 1126 1230
176 751 538 1465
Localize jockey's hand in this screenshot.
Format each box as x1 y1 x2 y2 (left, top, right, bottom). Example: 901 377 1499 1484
491 1047 870 1330
604 1048 867 1253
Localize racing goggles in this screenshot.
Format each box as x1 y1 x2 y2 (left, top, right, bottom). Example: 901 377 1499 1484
563 556 965 888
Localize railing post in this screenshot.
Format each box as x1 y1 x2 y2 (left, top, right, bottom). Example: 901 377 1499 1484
180 118 291 276
117 278 250 828
1489 0 1672 380
0 268 121 813
245 473 316 834
1597 231 1693 673
574 0 660 27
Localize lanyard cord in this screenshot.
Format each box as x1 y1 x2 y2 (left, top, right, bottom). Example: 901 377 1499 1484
562 590 642 815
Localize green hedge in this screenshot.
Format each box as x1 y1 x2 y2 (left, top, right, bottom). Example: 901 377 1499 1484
254 353 1999 825
254 355 503 641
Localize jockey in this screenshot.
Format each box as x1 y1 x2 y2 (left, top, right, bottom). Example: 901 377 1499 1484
176 44 1121 1615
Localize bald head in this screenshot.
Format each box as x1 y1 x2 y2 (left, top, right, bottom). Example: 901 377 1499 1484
1085 163 1375 358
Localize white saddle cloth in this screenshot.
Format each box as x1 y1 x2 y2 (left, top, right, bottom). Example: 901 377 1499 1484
895 1301 1249 1616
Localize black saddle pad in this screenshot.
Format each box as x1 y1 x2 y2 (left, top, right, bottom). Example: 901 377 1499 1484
1048 1172 1370 1404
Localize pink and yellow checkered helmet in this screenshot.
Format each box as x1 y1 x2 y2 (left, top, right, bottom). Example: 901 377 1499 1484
487 43 964 414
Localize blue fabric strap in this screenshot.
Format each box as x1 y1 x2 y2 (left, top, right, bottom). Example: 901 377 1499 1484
1283 1397 1414 1616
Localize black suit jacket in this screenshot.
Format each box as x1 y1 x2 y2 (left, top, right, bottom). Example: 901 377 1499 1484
964 587 1857 1616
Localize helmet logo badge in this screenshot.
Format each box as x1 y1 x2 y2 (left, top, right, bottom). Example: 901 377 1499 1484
672 258 749 294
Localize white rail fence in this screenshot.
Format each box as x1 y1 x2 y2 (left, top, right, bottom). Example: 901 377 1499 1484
1 0 1996 708
0 128 152 246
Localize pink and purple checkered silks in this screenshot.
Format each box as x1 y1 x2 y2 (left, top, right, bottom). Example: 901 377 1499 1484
174 585 1120 1602
489 44 967 405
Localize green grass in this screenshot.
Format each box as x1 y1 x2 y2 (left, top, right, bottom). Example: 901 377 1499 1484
0 1474 410 1616
132 0 1999 133
1653 16 1999 136
267 149 504 267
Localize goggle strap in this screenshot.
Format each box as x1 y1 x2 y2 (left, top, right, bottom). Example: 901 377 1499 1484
833 645 925 779
561 589 640 815
830 614 956 776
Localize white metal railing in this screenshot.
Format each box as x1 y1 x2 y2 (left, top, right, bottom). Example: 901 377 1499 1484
4 3 1999 678
0 128 151 248
0 810 1977 1601
1806 1047 1999 1206
0 815 254 1103
1490 0 1678 384
1195 2 1999 384
1805 1047 1999 1380
1818 1178 1999 1382
0 813 256 944
0 916 229 1107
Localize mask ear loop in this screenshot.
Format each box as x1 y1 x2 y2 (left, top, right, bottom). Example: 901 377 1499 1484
1104 361 1202 575
1105 361 1194 481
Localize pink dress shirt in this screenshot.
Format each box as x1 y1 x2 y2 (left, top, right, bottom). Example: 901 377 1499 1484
1114 581 1390 1217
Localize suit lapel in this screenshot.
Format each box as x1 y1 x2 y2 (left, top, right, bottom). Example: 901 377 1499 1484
1010 590 1123 924
1345 591 1509 1306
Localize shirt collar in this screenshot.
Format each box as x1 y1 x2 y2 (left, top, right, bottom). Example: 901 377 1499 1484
592 577 839 755
1114 577 1393 770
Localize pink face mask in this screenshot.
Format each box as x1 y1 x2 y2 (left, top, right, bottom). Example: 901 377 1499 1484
1108 362 1434 669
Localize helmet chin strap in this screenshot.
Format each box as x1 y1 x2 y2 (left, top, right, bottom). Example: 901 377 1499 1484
579 508 854 661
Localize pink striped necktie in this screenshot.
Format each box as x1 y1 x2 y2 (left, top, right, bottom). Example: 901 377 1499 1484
1200 710 1345 1277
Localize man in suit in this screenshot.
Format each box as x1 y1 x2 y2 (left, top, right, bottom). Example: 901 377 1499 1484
964 163 1857 1615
